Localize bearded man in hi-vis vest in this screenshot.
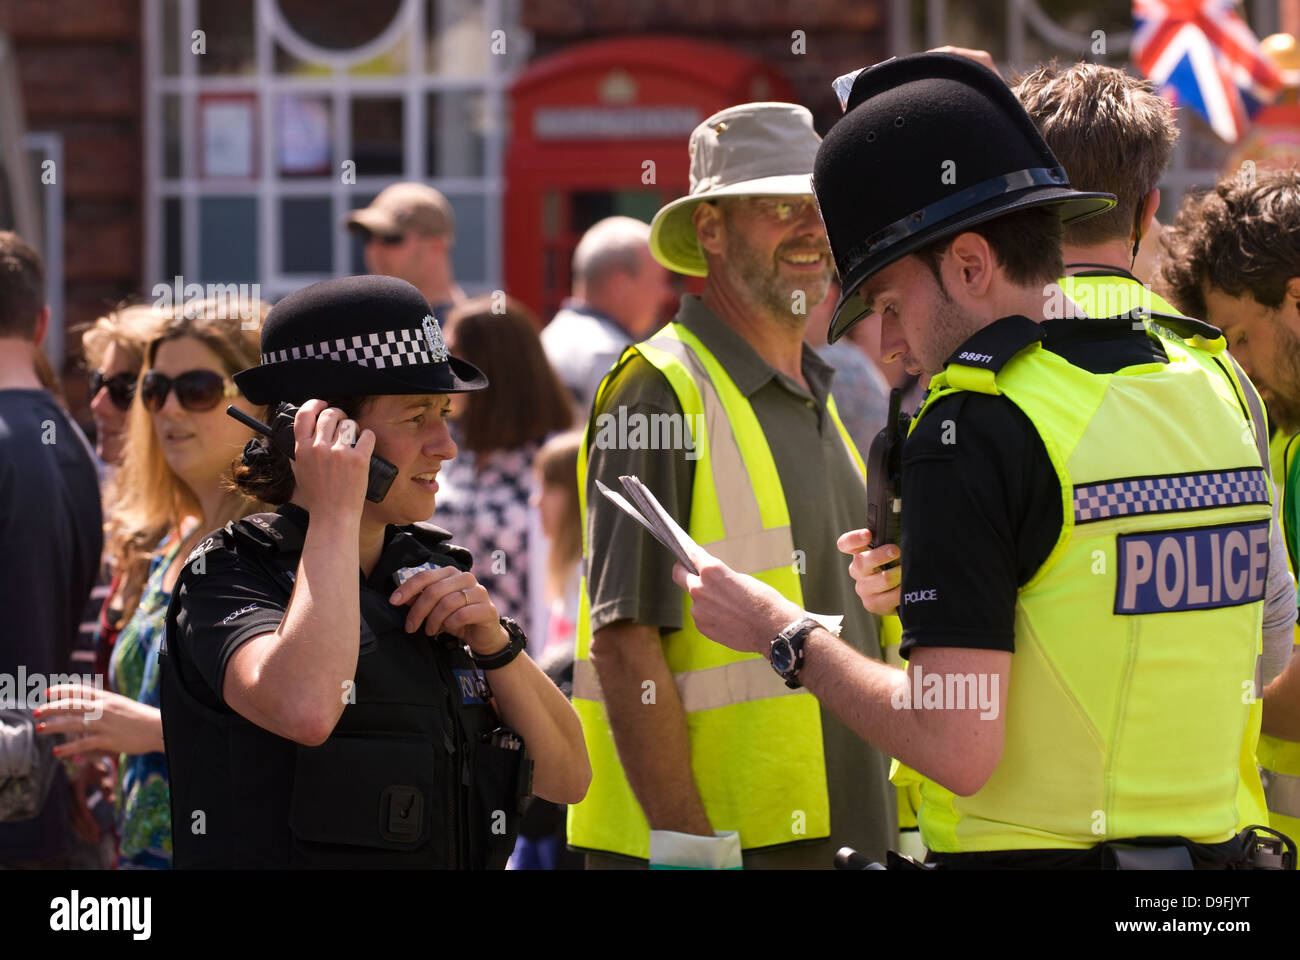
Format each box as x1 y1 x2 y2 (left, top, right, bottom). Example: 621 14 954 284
673 52 1292 869
567 100 897 869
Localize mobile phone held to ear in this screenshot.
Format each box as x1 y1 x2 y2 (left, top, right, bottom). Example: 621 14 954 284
865 388 910 568
227 402 398 504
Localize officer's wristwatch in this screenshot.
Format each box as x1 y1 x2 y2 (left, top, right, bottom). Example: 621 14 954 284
769 617 820 689
470 617 528 670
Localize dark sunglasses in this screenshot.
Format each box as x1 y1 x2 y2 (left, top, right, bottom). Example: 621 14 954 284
88 369 138 412
139 369 238 412
367 232 405 247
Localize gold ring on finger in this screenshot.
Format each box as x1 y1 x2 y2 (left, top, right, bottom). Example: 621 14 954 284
461 587 471 607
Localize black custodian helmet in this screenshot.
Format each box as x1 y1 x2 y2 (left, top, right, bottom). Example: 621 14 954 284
813 52 1116 343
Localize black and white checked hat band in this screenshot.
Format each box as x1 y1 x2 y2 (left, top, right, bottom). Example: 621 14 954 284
260 317 449 371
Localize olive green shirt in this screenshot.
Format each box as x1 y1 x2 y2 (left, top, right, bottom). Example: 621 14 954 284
583 294 896 868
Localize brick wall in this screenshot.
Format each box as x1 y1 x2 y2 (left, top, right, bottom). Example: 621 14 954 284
0 0 142 423
523 0 889 132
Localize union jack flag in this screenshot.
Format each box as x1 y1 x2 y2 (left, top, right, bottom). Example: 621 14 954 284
1132 0 1282 142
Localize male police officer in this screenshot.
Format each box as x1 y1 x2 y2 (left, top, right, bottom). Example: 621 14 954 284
673 53 1277 867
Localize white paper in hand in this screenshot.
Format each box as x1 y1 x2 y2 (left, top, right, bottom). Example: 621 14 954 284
808 613 843 637
595 476 700 575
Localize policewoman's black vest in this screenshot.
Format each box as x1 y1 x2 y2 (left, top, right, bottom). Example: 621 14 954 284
159 507 531 869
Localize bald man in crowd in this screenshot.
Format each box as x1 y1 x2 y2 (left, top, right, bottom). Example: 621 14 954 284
541 216 673 416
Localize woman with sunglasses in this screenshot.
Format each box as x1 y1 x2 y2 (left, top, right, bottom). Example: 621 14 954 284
38 299 269 868
158 275 589 869
79 305 171 674
79 305 171 661
57 304 169 863
81 304 166 468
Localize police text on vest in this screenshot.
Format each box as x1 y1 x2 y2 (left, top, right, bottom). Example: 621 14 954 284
1115 521 1269 614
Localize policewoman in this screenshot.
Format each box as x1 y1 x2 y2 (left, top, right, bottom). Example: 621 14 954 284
159 275 590 868
671 53 1283 868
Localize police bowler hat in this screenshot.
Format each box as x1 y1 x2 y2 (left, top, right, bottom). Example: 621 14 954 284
233 275 488 404
813 52 1116 342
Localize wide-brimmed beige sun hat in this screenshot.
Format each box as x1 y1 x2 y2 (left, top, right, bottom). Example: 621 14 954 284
649 101 822 277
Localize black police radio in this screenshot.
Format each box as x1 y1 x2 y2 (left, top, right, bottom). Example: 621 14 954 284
227 402 399 503
865 388 910 567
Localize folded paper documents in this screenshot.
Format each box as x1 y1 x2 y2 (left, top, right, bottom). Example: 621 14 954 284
596 475 699 574
596 474 843 637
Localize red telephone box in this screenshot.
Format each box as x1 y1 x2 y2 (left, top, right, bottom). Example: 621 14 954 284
505 36 794 323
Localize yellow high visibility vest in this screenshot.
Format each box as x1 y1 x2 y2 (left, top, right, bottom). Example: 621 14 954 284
911 314 1269 852
1059 275 1271 834
566 321 865 859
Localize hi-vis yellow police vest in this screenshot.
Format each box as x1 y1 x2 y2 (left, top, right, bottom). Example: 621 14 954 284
1258 428 1300 851
1059 275 1271 835
566 321 865 859
909 314 1270 853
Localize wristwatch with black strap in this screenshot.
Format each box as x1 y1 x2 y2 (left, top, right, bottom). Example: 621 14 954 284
469 616 528 670
769 616 821 689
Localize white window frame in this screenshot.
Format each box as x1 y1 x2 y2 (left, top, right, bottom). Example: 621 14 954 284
143 0 523 302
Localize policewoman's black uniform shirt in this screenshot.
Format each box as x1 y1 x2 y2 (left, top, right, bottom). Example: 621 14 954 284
160 503 529 869
898 314 1170 659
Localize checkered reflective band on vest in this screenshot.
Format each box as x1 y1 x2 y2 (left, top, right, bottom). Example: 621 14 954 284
1074 470 1270 523
566 321 865 860
906 301 1270 855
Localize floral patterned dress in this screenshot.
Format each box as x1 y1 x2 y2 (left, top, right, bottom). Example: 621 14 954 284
107 522 194 869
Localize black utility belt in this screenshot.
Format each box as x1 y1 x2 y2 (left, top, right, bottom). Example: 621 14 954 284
919 826 1295 870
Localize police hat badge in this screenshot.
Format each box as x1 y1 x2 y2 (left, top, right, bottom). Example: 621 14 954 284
422 314 449 363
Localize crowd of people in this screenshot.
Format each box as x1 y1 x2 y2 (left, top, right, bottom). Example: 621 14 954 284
5 45 1300 871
